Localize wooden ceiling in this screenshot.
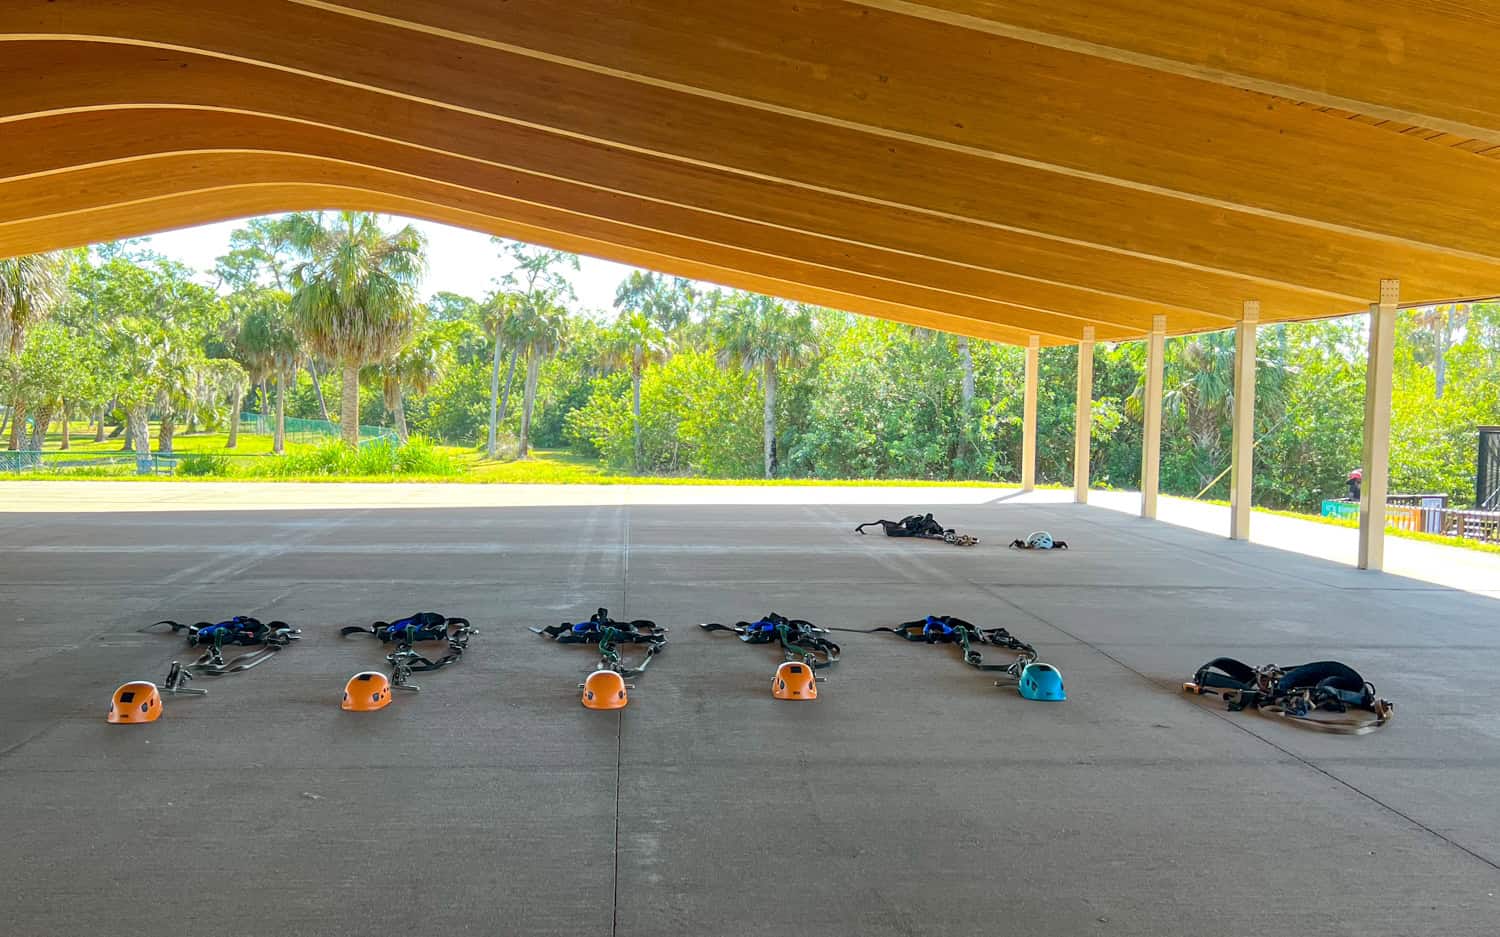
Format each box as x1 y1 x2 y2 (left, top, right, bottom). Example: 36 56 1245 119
3 0 1498 345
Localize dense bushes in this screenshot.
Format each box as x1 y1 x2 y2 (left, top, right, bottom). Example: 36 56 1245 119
254 437 461 477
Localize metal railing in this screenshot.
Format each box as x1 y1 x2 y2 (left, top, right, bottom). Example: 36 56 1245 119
1321 497 1500 543
0 450 172 475
236 412 395 446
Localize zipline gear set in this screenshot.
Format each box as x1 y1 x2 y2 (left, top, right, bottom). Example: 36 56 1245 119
855 513 978 546
107 681 163 724
147 616 301 694
532 608 668 678
700 612 841 670
341 612 478 695
1183 658 1393 734
1009 531 1068 550
832 615 1064 700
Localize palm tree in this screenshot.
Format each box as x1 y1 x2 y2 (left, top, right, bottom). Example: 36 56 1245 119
511 301 568 459
286 212 426 446
239 293 302 454
483 242 578 458
480 291 519 458
381 330 445 443
207 358 250 449
714 294 817 478
602 309 672 470
1 251 71 449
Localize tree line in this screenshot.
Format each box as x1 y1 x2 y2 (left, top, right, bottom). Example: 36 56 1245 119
3 211 1497 509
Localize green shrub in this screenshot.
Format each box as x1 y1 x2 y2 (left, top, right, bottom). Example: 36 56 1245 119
178 453 232 476
255 437 460 478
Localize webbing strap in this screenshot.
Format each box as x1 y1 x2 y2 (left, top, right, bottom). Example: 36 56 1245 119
831 616 1034 671
700 613 840 670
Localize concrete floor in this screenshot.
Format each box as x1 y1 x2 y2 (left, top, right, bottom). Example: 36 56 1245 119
2 484 1497 935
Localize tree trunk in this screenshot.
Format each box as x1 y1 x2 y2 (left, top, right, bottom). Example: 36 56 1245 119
96 404 108 442
632 364 643 472
309 361 331 421
274 377 287 455
958 335 975 413
25 402 56 452
187 413 197 434
129 404 151 472
498 344 521 427
486 335 504 458
260 380 270 416
226 389 242 448
516 354 541 459
763 359 777 479
7 402 25 450
1435 308 1449 399
60 403 71 450
392 391 409 444
158 412 176 454
340 364 360 446
0 409 9 444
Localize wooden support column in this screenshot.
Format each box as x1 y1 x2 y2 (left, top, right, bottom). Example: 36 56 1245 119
1140 315 1166 519
1358 280 1399 570
1074 326 1095 503
1229 301 1259 540
1021 334 1039 491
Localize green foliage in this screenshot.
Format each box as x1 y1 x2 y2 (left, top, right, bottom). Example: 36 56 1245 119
178 452 232 476
565 351 762 476
254 437 460 477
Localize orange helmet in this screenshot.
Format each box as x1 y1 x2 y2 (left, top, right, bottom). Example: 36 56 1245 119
581 669 628 710
342 671 393 711
772 661 818 701
107 681 163 724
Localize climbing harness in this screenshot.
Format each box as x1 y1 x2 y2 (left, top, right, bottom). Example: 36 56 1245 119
339 612 478 698
148 615 301 673
855 513 978 546
532 608 668 678
831 615 1064 700
700 612 841 670
830 615 1034 671
1009 531 1068 550
147 616 301 694
1183 658 1394 734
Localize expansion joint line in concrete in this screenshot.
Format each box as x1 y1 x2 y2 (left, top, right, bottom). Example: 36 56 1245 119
611 709 623 937
979 584 1500 875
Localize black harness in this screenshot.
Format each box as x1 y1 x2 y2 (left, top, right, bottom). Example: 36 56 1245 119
1184 657 1394 734
341 612 478 687
831 615 1036 676
532 608 668 677
700 612 841 670
854 513 978 546
148 615 301 676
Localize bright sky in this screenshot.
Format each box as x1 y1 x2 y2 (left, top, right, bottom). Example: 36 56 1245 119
135 214 654 315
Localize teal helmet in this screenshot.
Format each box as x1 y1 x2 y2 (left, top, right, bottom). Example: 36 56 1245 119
1018 661 1066 701
1026 531 1054 550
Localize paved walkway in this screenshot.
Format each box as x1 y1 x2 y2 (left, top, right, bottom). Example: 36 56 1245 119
1088 489 1500 599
